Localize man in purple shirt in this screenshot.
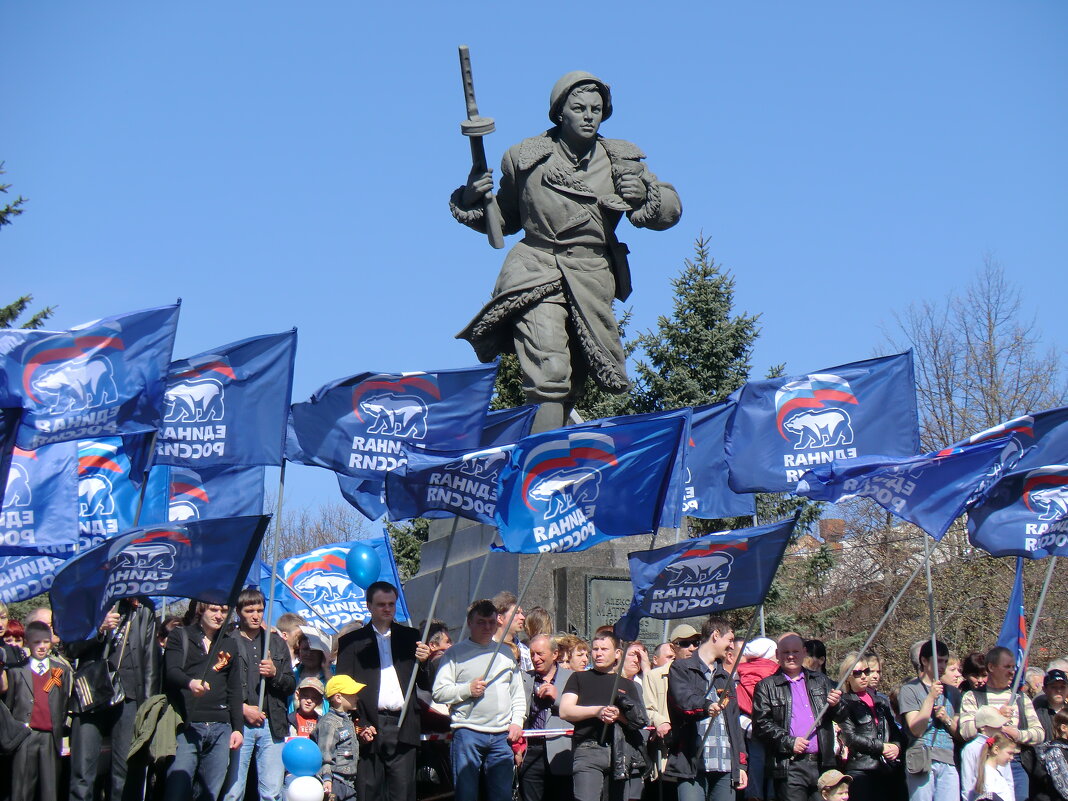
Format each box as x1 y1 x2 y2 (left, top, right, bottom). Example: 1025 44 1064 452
752 633 842 801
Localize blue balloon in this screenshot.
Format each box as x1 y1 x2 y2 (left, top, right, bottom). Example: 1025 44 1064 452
281 737 322 777
345 542 381 589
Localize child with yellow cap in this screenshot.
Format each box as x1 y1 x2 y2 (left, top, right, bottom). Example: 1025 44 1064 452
311 675 366 801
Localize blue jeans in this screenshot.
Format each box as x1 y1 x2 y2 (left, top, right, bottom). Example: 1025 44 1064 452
678 771 735 801
745 734 772 800
223 724 285 801
450 727 514 801
905 760 960 801
166 721 233 801
1009 753 1027 801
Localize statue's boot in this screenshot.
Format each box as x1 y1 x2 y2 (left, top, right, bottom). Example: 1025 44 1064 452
531 401 570 434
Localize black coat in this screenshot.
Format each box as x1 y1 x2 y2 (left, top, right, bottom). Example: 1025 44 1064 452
835 691 905 773
335 622 429 750
752 668 837 776
231 629 295 741
665 654 746 785
65 602 160 707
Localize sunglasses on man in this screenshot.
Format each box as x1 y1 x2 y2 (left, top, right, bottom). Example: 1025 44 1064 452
673 637 700 648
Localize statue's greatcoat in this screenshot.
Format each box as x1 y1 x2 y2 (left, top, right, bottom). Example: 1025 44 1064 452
453 130 681 400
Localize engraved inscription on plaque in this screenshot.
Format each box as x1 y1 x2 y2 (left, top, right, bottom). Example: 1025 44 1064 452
585 575 661 644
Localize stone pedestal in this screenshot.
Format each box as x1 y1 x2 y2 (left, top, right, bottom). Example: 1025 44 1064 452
402 519 704 647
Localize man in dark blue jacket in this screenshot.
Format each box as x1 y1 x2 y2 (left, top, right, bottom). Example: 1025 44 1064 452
666 616 748 801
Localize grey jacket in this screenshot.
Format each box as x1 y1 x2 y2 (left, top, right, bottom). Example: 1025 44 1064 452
312 708 359 782
521 665 574 775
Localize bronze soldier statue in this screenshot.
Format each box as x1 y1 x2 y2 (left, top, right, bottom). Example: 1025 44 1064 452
451 70 682 432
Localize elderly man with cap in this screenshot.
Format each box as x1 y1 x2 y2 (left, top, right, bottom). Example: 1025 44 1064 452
453 70 682 433
1036 668 1068 742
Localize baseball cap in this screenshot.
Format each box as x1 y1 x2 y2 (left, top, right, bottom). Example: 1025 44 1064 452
298 625 331 656
817 770 852 791
1045 668 1068 686
669 624 699 642
297 677 325 696
975 705 1008 730
325 675 366 697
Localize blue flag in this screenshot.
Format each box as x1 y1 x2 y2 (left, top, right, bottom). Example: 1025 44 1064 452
159 464 265 522
336 475 387 521
157 330 297 468
996 557 1028 675
2 304 180 450
0 408 18 498
385 444 511 525
574 408 693 530
968 465 1068 558
495 415 687 554
952 406 1068 474
616 516 796 641
1 444 78 556
78 438 169 544
725 352 919 493
684 402 756 520
50 515 269 641
0 552 67 605
796 438 1014 540
480 405 538 447
286 364 498 481
336 402 526 523
271 537 410 630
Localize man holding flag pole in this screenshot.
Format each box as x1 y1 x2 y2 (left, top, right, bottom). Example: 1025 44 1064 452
559 629 649 801
665 616 748 800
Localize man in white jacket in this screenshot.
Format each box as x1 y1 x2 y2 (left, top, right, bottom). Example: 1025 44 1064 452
432 599 526 801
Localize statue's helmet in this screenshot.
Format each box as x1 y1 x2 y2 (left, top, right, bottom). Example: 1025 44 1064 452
548 71 613 124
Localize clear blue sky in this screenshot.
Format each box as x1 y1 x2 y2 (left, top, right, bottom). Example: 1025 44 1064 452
4 1 1066 516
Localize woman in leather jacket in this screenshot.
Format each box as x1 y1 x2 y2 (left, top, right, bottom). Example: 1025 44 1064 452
835 652 907 801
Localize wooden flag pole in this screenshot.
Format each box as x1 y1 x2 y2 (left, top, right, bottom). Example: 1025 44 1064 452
397 516 462 729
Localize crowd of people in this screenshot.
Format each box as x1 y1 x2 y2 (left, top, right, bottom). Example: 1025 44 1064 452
2 590 1068 801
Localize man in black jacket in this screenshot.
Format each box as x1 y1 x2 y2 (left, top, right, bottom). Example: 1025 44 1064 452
666 615 747 801
222 588 296 801
752 632 841 801
335 581 430 801
67 596 159 801
163 602 244 801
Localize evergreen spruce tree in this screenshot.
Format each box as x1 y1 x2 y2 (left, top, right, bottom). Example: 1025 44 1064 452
631 234 759 412
1 164 55 329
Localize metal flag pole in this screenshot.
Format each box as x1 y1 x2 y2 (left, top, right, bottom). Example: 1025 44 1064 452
924 533 939 683
599 637 632 744
696 607 762 752
259 461 286 709
459 550 493 643
807 535 941 735
131 431 160 526
269 564 340 634
1009 556 1058 706
660 526 681 642
479 552 544 682
756 514 764 640
397 516 462 729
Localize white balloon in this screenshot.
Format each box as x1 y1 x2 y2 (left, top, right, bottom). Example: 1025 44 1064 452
287 775 325 801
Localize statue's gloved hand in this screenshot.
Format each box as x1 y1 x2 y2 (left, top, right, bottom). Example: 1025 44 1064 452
616 172 647 205
462 168 495 208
